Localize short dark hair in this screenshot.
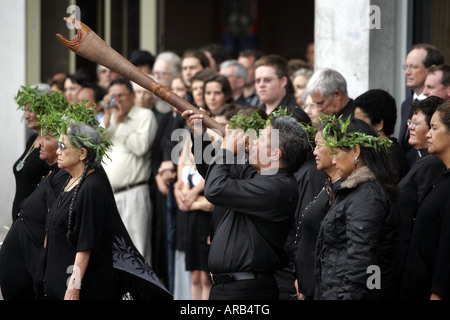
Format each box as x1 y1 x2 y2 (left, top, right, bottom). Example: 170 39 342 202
410 95 445 127
412 44 444 68
354 89 397 136
82 83 107 102
436 101 450 132
109 78 134 93
428 64 450 87
270 116 310 173
213 103 242 120
182 49 210 69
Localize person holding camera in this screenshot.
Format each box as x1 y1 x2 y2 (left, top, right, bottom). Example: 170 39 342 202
101 78 157 265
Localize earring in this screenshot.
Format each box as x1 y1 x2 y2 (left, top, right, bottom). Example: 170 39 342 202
354 157 359 169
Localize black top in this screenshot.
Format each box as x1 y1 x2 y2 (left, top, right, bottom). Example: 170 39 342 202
401 168 450 300
199 149 299 274
388 137 410 182
395 154 446 282
260 93 298 114
43 170 114 300
17 165 69 275
12 133 49 220
336 99 356 120
0 164 68 299
294 178 341 299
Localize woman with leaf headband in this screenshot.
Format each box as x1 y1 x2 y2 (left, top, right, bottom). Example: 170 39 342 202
11 84 63 221
40 116 117 299
0 105 70 300
315 115 399 300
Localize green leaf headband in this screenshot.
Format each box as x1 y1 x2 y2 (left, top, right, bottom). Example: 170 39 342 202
321 114 392 155
39 100 112 164
15 84 69 124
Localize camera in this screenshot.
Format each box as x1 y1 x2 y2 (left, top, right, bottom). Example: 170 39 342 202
101 96 116 109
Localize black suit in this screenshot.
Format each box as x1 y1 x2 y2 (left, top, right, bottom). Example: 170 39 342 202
398 95 419 165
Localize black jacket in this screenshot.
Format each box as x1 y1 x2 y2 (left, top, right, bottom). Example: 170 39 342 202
315 166 399 300
199 149 299 274
401 168 450 300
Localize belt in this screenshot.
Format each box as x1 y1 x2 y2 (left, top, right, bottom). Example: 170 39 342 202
209 272 273 285
114 181 147 193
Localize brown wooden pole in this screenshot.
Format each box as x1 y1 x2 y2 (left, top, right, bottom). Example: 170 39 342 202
56 17 225 135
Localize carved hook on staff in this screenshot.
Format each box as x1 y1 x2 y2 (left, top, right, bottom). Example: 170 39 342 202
56 17 225 136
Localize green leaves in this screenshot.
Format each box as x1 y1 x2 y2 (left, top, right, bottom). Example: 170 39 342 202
321 114 393 154
15 83 112 164
229 109 267 135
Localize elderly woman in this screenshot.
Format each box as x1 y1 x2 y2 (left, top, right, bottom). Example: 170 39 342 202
401 101 450 300
0 126 69 299
12 84 56 220
41 122 115 300
293 124 341 300
315 116 399 300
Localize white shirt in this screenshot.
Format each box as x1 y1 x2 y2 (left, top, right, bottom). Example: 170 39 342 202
101 105 157 190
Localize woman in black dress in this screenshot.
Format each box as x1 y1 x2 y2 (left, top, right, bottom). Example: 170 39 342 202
0 133 68 299
293 125 341 300
401 101 450 300
41 123 115 300
12 84 54 220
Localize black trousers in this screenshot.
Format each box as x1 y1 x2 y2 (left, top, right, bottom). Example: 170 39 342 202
209 278 279 300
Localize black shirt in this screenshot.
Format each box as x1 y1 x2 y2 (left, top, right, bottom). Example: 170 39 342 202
402 168 450 299
336 99 356 120
12 133 49 220
199 149 299 274
260 93 298 115
43 170 114 300
395 154 446 278
294 178 341 299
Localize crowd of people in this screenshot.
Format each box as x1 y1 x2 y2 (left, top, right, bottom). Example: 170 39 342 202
1 40 450 301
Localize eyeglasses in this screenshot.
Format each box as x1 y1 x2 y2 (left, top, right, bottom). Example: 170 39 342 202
57 142 74 151
407 119 424 129
402 64 421 72
255 77 279 84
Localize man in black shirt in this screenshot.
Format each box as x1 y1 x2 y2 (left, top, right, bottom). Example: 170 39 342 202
180 110 310 299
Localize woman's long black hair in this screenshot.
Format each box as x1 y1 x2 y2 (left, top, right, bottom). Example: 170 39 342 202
332 118 399 201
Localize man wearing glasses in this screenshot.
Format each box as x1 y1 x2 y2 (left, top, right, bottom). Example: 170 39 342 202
398 44 444 166
101 78 158 265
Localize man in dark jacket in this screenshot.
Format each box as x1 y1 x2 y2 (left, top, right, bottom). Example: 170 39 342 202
181 110 310 299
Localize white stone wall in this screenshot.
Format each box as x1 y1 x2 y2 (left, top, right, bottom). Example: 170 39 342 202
314 0 371 100
0 0 27 241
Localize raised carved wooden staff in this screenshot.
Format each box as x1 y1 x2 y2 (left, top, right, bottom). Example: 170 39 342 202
56 17 225 135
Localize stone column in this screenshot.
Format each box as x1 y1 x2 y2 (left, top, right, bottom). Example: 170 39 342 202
0 0 27 238
314 0 410 136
